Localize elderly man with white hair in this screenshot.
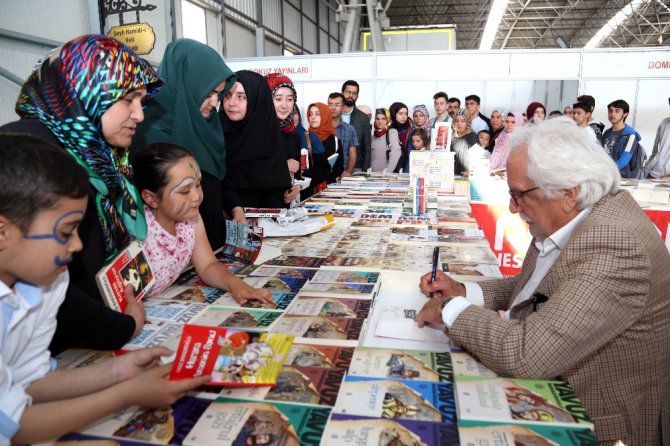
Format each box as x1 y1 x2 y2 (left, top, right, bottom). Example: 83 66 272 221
417 117 670 446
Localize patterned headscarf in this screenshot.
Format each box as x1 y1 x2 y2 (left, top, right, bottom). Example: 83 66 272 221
412 104 432 133
452 108 473 138
374 107 392 137
266 73 297 133
16 34 163 261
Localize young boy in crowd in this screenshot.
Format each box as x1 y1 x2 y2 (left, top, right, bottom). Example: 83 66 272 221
0 134 209 445
468 130 491 176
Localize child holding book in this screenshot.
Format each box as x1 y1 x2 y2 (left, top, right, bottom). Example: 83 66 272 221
132 142 274 305
0 134 210 444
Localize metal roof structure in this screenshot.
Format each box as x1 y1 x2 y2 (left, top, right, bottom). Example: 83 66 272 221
363 0 670 50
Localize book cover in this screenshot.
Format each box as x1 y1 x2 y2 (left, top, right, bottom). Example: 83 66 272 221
95 240 155 312
333 377 457 423
243 207 288 218
322 254 384 268
450 349 497 377
245 265 319 281
143 299 208 325
264 255 327 268
210 290 297 311
348 348 453 382
270 315 366 347
147 285 224 304
184 399 331 446
323 414 460 446
218 220 263 264
309 269 380 284
221 365 346 407
298 282 377 298
285 295 372 319
56 396 212 445
169 325 294 387
458 422 600 446
283 344 354 370
455 377 594 430
190 305 282 331
55 349 114 370
117 320 183 353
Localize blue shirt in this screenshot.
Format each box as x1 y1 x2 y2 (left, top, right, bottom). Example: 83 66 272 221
335 121 359 170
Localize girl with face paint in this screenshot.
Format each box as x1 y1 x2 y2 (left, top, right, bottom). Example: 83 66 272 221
133 142 273 304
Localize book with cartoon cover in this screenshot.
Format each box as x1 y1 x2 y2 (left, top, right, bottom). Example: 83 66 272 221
322 254 384 268
332 376 457 423
214 220 265 264
264 255 327 268
309 269 380 284
189 305 282 331
450 348 497 377
323 414 460 446
184 399 331 446
348 348 453 382
220 365 346 407
283 344 354 370
285 295 372 319
117 320 183 353
95 240 155 313
270 315 367 347
145 285 224 304
455 377 594 430
169 325 294 387
458 422 600 446
55 396 212 445
175 260 248 285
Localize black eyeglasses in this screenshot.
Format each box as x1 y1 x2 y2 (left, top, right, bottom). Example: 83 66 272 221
508 186 539 205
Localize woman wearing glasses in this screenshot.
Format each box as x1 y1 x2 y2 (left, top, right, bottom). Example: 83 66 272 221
133 38 238 248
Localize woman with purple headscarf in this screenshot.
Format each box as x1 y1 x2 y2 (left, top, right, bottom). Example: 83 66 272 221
490 109 524 173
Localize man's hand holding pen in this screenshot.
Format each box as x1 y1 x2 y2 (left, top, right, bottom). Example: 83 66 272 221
419 270 466 300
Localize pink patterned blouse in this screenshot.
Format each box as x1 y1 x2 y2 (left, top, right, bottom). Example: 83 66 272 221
142 205 197 296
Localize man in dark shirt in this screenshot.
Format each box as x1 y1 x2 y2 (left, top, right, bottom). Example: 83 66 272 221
341 80 372 170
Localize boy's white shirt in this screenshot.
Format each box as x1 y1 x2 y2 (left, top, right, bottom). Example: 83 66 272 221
0 271 68 444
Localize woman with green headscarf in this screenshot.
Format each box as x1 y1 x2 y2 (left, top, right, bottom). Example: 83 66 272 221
133 39 237 250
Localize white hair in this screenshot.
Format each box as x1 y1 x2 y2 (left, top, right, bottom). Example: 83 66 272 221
508 117 620 209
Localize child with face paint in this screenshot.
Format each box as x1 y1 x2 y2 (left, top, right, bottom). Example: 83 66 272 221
132 142 274 304
0 135 210 445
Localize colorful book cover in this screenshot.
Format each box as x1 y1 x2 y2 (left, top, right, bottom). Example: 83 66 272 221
56 396 212 445
190 305 282 330
322 254 384 268
333 376 457 423
211 290 297 311
323 414 460 446
455 378 594 430
348 348 453 382
95 240 154 312
169 325 294 387
147 285 224 304
450 349 498 377
298 282 377 298
243 207 288 218
221 365 346 407
283 344 354 370
264 255 327 268
184 399 331 446
244 265 319 280
285 295 372 319
458 422 600 446
310 269 380 284
271 315 366 347
219 220 264 264
143 299 208 324
118 320 183 352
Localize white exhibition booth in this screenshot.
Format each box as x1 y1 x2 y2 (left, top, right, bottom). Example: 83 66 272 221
225 47 670 150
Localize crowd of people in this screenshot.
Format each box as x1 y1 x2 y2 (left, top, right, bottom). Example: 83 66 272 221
1 34 669 445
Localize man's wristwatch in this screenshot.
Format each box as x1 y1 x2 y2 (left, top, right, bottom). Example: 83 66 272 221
436 297 453 320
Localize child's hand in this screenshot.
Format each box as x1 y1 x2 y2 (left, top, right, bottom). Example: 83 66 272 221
124 363 210 408
229 280 274 306
111 347 173 383
123 284 146 337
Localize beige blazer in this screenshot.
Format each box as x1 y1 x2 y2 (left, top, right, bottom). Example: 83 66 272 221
450 191 670 446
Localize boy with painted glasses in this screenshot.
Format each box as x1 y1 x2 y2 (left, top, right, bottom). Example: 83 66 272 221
0 134 209 445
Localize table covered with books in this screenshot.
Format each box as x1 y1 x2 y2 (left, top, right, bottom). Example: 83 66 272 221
48 168 601 446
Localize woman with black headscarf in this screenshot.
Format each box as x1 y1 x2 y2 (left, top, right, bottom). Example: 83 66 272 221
389 102 413 172
219 70 293 209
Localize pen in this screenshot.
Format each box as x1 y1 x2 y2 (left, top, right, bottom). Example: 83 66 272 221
429 246 440 298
